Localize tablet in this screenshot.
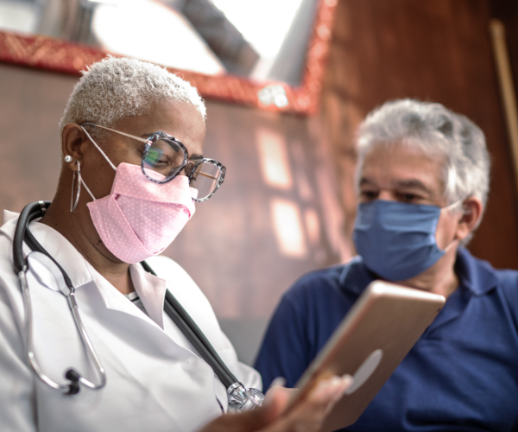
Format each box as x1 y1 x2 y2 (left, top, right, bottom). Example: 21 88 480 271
288 280 445 431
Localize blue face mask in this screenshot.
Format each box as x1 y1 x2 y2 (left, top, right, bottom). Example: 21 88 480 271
352 200 459 281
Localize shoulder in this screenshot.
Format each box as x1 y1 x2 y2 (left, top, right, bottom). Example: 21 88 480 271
489 266 518 331
290 260 355 291
0 211 20 285
287 257 364 296
0 220 15 269
460 248 518 295
0 218 27 362
494 267 518 304
459 249 518 325
494 267 518 286
281 258 364 312
283 265 344 303
295 264 346 287
0 222 22 312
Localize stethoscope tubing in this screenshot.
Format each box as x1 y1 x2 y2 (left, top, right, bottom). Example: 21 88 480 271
14 201 106 394
13 201 241 396
142 261 238 389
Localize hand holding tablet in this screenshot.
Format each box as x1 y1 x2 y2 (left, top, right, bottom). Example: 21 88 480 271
286 281 445 431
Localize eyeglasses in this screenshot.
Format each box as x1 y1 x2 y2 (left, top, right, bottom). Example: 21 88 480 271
81 123 226 202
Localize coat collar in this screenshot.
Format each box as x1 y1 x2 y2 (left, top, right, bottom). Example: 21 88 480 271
1 210 93 288
1 210 167 329
339 247 499 297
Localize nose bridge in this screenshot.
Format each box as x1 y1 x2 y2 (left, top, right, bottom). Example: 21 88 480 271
378 190 396 201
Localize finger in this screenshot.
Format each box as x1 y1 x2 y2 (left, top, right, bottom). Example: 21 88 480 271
267 377 286 391
261 385 293 423
196 410 267 432
197 377 354 432
262 375 353 432
196 386 292 432
309 374 353 414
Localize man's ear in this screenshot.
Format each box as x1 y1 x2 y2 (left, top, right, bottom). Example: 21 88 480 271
455 196 483 242
62 124 89 171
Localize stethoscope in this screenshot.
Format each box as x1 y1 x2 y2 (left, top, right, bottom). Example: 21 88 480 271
13 201 264 412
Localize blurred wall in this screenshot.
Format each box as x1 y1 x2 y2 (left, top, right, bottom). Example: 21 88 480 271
319 0 518 270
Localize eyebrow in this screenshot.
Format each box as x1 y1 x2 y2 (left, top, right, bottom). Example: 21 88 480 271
392 179 433 194
359 177 434 194
359 178 376 187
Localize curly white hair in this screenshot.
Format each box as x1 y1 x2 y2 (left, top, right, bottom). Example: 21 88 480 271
59 56 206 139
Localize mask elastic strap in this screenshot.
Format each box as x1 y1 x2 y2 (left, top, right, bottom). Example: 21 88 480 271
441 196 468 253
80 176 96 201
442 197 465 212
81 126 117 171
442 237 459 254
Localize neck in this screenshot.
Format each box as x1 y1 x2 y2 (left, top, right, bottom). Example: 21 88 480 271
40 180 134 295
397 245 459 298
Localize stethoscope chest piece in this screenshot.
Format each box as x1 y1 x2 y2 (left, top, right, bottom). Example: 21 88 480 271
227 383 264 412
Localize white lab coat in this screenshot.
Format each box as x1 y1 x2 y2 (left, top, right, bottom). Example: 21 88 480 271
0 210 261 432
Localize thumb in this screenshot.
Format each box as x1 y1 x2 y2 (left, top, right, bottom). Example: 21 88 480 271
196 386 290 432
232 386 290 428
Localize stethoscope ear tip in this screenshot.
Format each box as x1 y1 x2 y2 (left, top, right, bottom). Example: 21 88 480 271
65 368 81 395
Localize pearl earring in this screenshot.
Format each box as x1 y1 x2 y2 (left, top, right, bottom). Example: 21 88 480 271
64 155 73 163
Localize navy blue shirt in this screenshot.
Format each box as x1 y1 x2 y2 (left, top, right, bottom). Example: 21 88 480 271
255 248 518 431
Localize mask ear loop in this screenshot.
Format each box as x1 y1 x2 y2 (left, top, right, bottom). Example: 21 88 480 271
70 127 114 211
442 197 465 212
70 161 97 211
440 196 468 253
81 126 117 171
80 174 96 202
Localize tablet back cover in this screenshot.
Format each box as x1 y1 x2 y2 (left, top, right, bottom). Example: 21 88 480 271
293 281 445 431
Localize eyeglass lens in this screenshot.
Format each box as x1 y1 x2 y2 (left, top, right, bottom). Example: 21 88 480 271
188 161 223 201
143 138 187 179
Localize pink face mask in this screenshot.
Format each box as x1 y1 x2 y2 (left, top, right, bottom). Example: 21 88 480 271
80 128 196 264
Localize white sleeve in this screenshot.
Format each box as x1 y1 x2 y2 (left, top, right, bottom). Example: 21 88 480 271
0 278 37 432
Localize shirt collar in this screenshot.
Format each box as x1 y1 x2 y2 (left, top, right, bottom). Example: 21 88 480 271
338 256 376 295
454 246 499 296
339 247 499 297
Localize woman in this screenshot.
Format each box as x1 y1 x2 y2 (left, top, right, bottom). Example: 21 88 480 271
0 56 350 431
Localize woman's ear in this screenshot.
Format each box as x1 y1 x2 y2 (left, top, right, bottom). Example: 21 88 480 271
62 124 89 171
455 196 483 242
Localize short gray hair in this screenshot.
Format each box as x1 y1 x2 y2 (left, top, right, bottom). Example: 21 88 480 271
356 99 490 209
59 56 206 139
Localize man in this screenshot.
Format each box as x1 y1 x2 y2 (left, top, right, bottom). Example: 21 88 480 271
255 99 518 431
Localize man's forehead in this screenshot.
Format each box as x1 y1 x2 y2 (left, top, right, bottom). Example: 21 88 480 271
360 143 445 191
